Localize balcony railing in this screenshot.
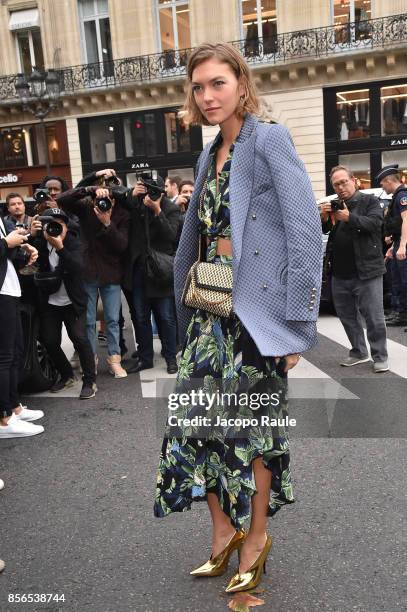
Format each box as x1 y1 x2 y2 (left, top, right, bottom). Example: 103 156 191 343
0 13 406 103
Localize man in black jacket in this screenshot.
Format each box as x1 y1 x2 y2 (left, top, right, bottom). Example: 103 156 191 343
34 208 97 399
122 174 180 374
321 165 388 372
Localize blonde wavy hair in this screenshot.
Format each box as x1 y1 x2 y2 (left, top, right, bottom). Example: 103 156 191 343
181 42 260 126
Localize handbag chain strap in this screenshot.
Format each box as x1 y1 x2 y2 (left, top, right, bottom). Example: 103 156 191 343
197 178 208 263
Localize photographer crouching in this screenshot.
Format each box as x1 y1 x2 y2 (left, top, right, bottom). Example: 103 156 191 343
57 178 130 378
122 171 180 374
31 209 97 399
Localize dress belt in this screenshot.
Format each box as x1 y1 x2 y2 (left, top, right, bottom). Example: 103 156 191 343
206 236 232 256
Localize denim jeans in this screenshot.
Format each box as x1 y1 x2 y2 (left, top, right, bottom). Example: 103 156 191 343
84 282 122 356
132 266 177 363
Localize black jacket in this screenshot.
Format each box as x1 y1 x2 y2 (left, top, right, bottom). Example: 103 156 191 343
122 194 181 298
34 224 88 315
322 191 386 280
57 187 130 285
0 218 29 291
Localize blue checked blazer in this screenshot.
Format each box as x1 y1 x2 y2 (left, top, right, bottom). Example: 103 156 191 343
174 113 323 356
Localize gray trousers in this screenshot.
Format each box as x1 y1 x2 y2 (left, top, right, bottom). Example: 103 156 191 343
331 275 388 362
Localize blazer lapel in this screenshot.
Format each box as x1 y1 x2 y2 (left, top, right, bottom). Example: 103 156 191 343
230 114 258 274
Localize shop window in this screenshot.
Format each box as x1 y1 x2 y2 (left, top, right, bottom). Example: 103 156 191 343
336 89 370 140
89 120 117 164
0 122 68 169
157 1 191 68
124 113 158 158
338 152 371 188
241 0 277 56
164 112 190 153
382 150 407 186
78 0 113 77
332 0 371 44
381 84 407 136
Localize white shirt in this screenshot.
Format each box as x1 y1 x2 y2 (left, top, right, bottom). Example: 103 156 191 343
0 217 21 297
47 243 71 307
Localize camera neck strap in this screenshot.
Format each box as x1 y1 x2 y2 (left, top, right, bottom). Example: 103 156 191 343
0 217 8 239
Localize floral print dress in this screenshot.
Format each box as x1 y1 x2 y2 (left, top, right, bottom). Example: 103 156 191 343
154 140 294 529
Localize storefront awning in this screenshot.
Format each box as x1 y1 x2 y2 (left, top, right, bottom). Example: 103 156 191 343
9 8 40 31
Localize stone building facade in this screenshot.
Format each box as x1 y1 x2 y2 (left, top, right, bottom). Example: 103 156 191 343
0 0 406 199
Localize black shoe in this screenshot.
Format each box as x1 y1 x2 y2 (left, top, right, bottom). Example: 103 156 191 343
386 313 407 326
166 359 178 374
126 358 154 374
131 350 139 359
79 382 97 399
50 377 75 393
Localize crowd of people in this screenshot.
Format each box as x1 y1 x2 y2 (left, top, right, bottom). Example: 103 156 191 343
0 170 195 438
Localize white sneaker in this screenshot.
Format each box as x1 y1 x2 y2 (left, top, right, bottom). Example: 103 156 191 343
0 478 4 490
0 559 4 572
15 405 44 422
0 414 44 439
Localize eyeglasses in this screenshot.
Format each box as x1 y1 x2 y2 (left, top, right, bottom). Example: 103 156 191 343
332 179 351 189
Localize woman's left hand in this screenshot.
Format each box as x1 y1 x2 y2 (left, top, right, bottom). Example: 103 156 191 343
276 353 302 373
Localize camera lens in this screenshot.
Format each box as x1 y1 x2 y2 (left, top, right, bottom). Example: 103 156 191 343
96 198 112 212
44 221 63 237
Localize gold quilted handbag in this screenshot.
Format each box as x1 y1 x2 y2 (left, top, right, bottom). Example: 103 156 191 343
182 180 234 318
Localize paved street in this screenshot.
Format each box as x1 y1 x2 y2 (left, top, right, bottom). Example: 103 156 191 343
1 311 407 612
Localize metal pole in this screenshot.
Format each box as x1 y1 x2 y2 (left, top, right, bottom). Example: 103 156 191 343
39 116 51 175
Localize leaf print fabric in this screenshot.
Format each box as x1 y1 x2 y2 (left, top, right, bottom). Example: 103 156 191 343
154 139 294 528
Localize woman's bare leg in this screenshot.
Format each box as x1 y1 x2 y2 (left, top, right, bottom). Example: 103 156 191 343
207 492 236 557
238 456 271 572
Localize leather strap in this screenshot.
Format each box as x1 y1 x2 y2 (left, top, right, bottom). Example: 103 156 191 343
206 236 232 256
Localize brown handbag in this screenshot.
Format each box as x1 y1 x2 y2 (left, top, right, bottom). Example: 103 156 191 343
181 180 233 318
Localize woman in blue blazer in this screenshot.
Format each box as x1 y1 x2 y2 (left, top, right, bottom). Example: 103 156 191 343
154 43 323 593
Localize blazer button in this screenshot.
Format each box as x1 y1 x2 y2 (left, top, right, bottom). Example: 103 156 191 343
254 250 259 255
252 213 257 220
262 284 268 290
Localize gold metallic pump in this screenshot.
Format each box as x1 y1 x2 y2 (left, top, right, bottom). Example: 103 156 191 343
190 530 246 577
225 535 273 593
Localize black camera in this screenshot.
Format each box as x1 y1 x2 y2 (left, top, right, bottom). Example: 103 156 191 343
95 196 112 212
33 188 50 205
331 199 345 212
136 170 165 201
104 175 121 187
38 215 64 237
15 221 28 230
183 196 191 207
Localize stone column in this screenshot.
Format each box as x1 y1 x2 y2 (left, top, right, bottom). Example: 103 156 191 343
276 0 331 33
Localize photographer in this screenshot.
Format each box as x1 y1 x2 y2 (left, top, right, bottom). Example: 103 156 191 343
57 180 129 378
33 209 97 399
0 217 44 438
321 165 388 372
122 173 180 374
4 193 32 231
174 180 194 243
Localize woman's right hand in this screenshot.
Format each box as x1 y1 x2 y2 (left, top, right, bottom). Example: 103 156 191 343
4 229 29 248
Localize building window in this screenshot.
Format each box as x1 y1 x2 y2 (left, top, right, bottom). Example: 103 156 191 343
338 152 371 188
381 84 407 136
123 113 159 158
78 0 113 76
15 29 44 73
89 119 117 164
0 122 68 169
164 112 191 153
157 0 191 67
336 89 370 140
240 0 277 56
332 0 372 43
